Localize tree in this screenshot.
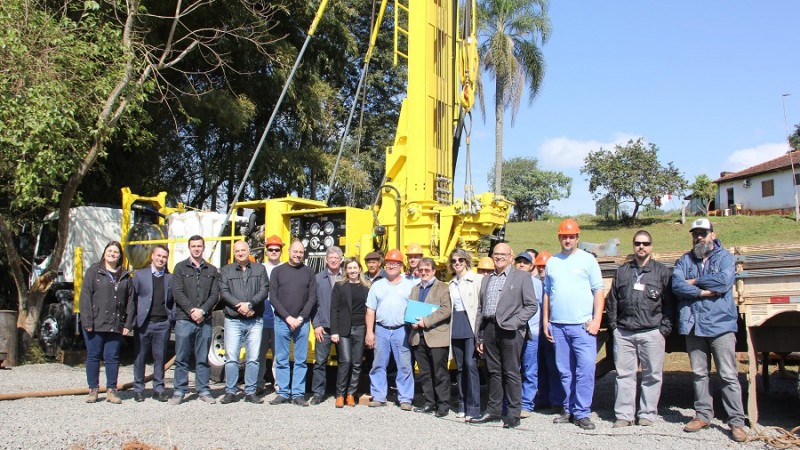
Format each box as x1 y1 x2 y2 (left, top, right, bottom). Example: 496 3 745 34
581 138 687 222
689 174 718 215
477 0 550 195
487 157 570 221
596 194 619 220
790 123 800 151
0 0 283 352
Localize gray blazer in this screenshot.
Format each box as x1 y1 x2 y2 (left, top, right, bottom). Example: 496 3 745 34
475 267 537 341
132 268 174 328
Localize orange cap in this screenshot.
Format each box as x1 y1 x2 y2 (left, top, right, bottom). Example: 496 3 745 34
557 219 580 235
477 256 495 271
385 249 404 263
266 235 284 247
534 251 552 267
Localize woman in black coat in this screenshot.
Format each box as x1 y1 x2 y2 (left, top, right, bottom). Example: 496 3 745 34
78 241 135 404
329 257 371 408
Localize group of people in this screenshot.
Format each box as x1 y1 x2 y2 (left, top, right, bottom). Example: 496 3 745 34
77 217 748 442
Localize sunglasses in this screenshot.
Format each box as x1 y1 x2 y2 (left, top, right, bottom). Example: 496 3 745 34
691 230 709 238
633 241 652 247
450 257 466 264
418 268 433 273
266 248 281 253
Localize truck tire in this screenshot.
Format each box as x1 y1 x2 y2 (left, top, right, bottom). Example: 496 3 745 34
209 310 226 382
38 290 75 358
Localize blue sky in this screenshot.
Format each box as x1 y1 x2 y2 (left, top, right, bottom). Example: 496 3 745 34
454 1 800 215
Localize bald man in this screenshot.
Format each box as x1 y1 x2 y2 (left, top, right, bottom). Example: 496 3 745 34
470 243 538 429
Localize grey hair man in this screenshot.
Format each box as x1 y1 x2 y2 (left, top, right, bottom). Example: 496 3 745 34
307 246 344 405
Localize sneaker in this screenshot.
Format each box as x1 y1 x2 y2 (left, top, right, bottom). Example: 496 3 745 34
730 425 747 442
346 394 356 407
244 394 263 404
168 395 184 405
520 409 533 419
86 389 99 404
292 396 307 406
305 395 322 406
335 396 344 408
106 389 122 404
368 400 387 407
612 419 632 428
270 395 289 405
220 393 237 404
638 418 653 427
553 413 573 424
399 402 413 411
198 394 217 404
683 418 710 433
575 417 596 430
455 412 466 419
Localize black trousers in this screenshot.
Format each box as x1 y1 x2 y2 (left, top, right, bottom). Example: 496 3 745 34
133 320 170 394
336 325 366 396
483 320 524 417
413 335 450 410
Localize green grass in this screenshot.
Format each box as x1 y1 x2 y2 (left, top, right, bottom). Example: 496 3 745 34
504 212 800 256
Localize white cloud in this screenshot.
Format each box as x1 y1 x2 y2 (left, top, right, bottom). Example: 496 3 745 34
724 142 788 172
538 133 640 169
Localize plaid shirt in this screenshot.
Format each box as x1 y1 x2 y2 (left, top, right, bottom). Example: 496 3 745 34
482 268 509 317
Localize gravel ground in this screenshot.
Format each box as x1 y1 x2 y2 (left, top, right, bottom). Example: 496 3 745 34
0 357 798 450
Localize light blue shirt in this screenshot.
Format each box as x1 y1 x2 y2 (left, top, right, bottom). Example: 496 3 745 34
545 249 603 325
527 276 543 335
366 277 417 327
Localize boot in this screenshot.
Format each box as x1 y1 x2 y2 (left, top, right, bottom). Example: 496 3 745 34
346 394 356 407
106 389 122 404
335 396 345 408
86 389 98 403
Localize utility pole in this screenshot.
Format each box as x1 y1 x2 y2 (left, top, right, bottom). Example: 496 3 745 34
782 94 799 222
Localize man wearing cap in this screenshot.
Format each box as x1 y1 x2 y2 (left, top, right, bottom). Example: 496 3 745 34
672 218 747 442
543 219 604 430
470 243 537 429
514 252 543 419
607 230 674 427
405 243 423 281
365 249 417 410
257 235 283 395
364 252 386 283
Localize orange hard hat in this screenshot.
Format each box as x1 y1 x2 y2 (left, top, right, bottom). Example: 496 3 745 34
265 235 284 247
477 256 495 271
405 242 423 255
385 248 404 263
534 251 553 267
557 219 580 235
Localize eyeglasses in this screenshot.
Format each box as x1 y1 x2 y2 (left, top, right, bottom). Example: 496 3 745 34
691 230 709 238
450 258 466 264
266 248 281 253
633 241 652 247
385 262 401 268
418 268 433 273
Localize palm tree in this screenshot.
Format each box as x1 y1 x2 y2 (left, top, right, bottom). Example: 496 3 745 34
478 0 550 195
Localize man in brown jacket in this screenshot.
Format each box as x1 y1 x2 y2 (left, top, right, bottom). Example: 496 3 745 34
408 257 452 417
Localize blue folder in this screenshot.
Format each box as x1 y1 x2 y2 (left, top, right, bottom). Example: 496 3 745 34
404 299 439 324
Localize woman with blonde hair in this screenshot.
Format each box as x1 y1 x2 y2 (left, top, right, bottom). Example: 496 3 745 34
447 248 483 420
330 257 371 407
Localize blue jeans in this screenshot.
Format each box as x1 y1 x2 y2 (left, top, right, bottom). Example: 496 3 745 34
174 319 212 397
552 323 596 419
274 316 309 398
452 337 481 417
369 324 414 404
224 317 263 395
521 332 540 412
83 329 123 390
537 329 565 407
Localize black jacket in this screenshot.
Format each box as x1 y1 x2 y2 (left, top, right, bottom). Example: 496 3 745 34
330 282 369 337
171 258 219 322
607 258 675 336
219 261 269 318
79 262 135 333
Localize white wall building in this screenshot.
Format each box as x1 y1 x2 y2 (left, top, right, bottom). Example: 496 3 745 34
715 151 800 214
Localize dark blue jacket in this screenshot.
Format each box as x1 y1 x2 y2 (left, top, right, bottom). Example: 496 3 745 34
132 268 174 328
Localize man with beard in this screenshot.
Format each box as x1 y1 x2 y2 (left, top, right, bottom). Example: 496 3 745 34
672 218 747 443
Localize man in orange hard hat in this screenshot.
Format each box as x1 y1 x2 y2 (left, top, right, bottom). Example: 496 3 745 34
543 219 604 430
257 235 284 395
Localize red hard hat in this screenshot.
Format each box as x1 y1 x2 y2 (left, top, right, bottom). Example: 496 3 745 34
266 235 284 247
385 249 404 263
534 251 553 266
557 219 580 235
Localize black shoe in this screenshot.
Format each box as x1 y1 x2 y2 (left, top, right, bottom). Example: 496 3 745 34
435 408 449 418
153 391 169 402
134 391 145 402
468 413 501 424
293 396 307 406
244 394 264 404
414 405 436 414
553 413 573 424
575 417 596 430
270 395 289 405
305 395 322 406
503 417 521 429
220 393 237 404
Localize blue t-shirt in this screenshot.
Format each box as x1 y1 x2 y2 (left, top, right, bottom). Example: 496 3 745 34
544 249 603 325
527 276 543 335
366 277 417 327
